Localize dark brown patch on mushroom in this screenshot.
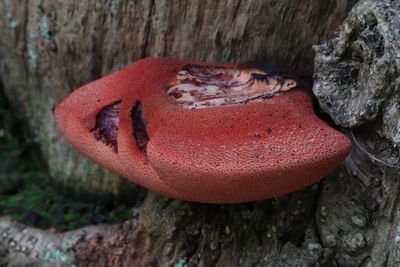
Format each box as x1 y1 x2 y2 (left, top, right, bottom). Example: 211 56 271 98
91 101 121 152
131 101 149 155
166 64 298 109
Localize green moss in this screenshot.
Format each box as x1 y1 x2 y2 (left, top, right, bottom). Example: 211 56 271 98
0 89 132 231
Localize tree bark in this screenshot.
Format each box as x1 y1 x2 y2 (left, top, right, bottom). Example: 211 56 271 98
2 0 398 266
313 1 400 265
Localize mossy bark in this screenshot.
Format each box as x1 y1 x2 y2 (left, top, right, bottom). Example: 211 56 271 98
2 0 398 266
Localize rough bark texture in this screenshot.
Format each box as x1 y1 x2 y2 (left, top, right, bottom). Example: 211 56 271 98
2 0 399 266
1 190 322 266
313 1 400 266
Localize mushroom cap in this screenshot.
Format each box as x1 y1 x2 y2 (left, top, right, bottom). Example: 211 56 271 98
54 70 127 175
55 57 352 203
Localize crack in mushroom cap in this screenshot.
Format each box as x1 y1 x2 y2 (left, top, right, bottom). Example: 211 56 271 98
91 101 121 152
166 65 298 109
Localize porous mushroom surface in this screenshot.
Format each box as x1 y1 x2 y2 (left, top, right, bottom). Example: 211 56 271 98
55 57 352 203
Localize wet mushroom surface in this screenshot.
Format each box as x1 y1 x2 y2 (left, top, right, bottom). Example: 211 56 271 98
55 58 352 203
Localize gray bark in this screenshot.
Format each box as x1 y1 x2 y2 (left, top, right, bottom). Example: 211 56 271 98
314 1 400 266
2 0 399 266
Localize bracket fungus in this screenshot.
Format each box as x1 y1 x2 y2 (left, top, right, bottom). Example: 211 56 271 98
54 58 351 203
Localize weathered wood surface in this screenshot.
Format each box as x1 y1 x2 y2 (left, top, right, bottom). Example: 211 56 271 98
2 0 399 266
314 1 400 266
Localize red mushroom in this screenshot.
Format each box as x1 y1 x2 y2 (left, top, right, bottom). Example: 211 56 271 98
54 58 352 203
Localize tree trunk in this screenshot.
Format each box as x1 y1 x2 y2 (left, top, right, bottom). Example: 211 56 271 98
1 0 399 266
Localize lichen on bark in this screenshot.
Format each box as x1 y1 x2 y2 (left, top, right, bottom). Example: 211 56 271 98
314 1 400 266
313 0 400 132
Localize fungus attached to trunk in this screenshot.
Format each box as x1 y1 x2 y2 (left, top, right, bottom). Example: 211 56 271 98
54 57 352 204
